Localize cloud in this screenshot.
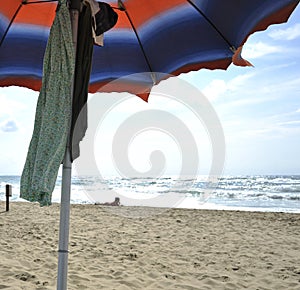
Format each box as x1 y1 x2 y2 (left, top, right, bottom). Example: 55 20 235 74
277 120 300 127
0 119 19 132
0 94 26 116
236 108 300 140
226 72 255 91
202 79 227 100
268 23 300 41
242 42 282 59
202 72 255 100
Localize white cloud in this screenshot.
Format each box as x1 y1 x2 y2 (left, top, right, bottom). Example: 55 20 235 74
231 109 300 140
226 72 255 91
202 79 227 100
242 42 282 59
202 72 255 100
229 120 300 141
260 77 300 96
277 120 300 127
0 94 26 116
268 23 300 41
268 108 300 121
0 119 19 132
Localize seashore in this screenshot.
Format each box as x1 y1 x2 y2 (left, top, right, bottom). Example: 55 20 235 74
0 201 300 289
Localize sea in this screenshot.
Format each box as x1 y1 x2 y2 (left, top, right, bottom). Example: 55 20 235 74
1 175 300 213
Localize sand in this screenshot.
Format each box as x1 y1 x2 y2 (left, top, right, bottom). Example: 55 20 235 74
0 201 300 290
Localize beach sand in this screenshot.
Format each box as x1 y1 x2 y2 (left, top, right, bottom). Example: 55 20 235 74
0 201 300 290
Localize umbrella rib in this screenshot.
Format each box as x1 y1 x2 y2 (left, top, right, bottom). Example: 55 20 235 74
118 1 155 76
0 4 23 47
0 0 57 47
186 0 235 51
25 0 57 4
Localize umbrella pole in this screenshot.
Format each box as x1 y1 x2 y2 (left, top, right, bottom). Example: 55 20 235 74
57 1 80 290
57 150 72 290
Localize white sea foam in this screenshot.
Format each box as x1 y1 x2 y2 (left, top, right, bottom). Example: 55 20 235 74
1 175 300 212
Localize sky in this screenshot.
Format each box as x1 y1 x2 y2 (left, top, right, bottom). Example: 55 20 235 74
0 5 300 176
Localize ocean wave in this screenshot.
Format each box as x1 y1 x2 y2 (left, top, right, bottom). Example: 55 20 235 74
1 175 300 212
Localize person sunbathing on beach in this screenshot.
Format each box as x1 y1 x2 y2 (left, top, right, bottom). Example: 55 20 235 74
95 197 121 206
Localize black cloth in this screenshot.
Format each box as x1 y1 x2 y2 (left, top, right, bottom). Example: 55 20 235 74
70 1 118 161
95 2 118 35
70 3 93 161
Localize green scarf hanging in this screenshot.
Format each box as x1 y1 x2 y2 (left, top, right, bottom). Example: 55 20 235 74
20 0 75 206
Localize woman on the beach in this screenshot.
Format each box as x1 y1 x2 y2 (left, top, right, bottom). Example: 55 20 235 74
95 197 120 206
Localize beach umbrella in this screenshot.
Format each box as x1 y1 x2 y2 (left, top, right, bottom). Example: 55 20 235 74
0 0 299 289
2 0 300 97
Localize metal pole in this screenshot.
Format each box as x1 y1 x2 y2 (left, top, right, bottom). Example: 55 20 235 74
57 150 72 290
57 1 80 289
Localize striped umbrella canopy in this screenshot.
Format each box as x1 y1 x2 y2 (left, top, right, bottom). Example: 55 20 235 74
1 0 299 101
